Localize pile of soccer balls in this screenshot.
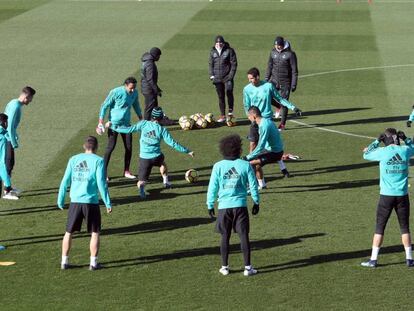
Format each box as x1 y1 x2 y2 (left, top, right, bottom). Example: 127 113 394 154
178 113 236 130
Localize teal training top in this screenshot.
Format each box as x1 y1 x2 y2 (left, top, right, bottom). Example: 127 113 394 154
0 127 11 187
115 120 190 159
207 158 259 210
363 139 414 196
246 118 284 161
4 99 22 148
409 110 414 122
57 153 111 208
243 81 296 118
98 86 142 129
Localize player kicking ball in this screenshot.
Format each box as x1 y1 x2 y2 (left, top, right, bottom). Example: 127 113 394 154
243 106 285 190
0 114 19 200
107 107 194 198
361 129 414 268
207 134 260 276
58 136 112 270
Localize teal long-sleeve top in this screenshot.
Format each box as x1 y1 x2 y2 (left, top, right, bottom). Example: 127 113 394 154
207 158 259 210
0 127 11 187
115 120 190 159
408 110 414 122
99 86 142 130
57 153 111 209
243 81 296 118
363 139 414 196
246 118 284 161
4 99 22 148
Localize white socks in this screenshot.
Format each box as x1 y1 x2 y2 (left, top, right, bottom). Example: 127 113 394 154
370 246 380 261
278 160 286 171
405 247 412 260
61 256 69 265
90 256 98 267
258 179 266 188
245 265 252 270
162 175 169 184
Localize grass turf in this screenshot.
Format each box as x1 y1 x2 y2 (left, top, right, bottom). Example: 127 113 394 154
1 0 414 310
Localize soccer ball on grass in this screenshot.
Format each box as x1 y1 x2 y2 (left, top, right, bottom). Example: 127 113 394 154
185 169 199 183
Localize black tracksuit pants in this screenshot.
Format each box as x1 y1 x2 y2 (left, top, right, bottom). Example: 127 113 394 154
103 129 132 174
143 93 158 121
271 83 291 126
214 80 234 116
6 141 14 177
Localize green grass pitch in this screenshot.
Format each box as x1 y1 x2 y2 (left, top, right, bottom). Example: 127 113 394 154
1 0 414 310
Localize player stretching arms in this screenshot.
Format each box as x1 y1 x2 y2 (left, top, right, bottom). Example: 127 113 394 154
207 134 259 276
361 129 414 268
97 77 142 180
244 107 284 189
58 136 112 270
243 67 301 179
109 107 194 198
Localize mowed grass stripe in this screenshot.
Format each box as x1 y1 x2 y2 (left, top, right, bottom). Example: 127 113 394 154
0 0 50 24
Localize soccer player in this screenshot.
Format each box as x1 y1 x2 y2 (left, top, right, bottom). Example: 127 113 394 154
406 105 414 127
244 106 285 189
208 35 238 122
0 114 19 200
207 134 260 276
109 107 194 198
265 36 298 130
3 86 36 186
361 129 414 268
97 77 142 180
58 136 112 270
243 67 301 178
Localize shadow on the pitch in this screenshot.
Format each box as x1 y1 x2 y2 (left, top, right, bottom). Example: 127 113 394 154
266 179 378 193
302 107 371 117
314 115 407 127
1 217 213 246
285 161 377 178
110 189 206 205
0 205 58 216
258 245 403 273
100 233 325 269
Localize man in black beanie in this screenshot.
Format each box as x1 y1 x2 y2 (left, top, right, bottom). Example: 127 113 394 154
265 36 298 131
209 35 238 123
141 47 162 120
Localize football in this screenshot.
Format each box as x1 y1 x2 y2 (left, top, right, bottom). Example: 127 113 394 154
195 117 208 129
185 169 198 183
204 113 215 125
226 116 236 127
179 116 193 130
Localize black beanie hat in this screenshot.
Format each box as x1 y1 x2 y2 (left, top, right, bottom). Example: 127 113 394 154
275 36 284 46
150 47 162 58
215 35 225 43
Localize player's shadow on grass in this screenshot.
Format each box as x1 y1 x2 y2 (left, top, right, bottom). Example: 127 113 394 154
286 161 377 178
1 217 213 246
110 189 206 205
100 233 325 269
302 107 371 117
258 244 403 273
314 115 407 127
0 205 57 216
268 179 378 193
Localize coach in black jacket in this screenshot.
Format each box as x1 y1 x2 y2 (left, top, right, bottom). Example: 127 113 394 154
141 47 162 120
208 35 238 122
265 36 298 130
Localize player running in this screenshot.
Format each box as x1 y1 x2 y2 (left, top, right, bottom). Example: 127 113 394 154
243 67 301 180
207 134 260 276
108 107 194 198
97 77 143 180
3 86 36 193
0 114 19 200
361 128 414 268
243 106 285 189
58 136 112 271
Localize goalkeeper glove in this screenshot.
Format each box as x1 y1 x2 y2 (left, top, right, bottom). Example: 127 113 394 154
208 209 215 218
294 108 302 117
96 123 105 135
252 203 260 215
377 133 386 143
398 131 407 141
407 121 412 128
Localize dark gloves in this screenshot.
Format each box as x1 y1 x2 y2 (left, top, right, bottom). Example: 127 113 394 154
398 131 407 141
291 86 296 92
294 108 302 117
252 203 260 215
157 88 163 97
407 121 412 128
208 209 215 218
377 133 386 143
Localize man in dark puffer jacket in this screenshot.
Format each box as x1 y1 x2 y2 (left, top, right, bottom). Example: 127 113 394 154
209 35 238 122
265 36 298 130
141 47 162 121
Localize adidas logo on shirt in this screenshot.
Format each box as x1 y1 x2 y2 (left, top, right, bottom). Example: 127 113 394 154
223 167 240 180
387 153 405 165
144 130 157 140
74 160 89 172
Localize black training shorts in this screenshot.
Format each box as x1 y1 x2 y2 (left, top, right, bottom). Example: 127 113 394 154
375 194 410 235
216 207 249 235
257 151 283 166
138 154 165 181
248 122 259 143
66 203 101 233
